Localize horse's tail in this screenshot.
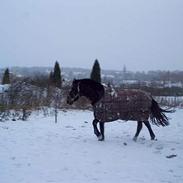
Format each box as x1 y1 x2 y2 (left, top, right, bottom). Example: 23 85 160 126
150 99 173 126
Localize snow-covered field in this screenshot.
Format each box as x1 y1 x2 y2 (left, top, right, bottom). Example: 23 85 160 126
0 109 183 183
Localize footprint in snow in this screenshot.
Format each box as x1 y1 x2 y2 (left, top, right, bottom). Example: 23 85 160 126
155 145 164 150
11 157 16 160
153 144 164 154
1 126 9 130
14 163 22 168
62 167 69 171
65 125 74 129
75 135 82 139
154 150 162 154
138 137 146 144
168 169 174 173
92 178 99 181
95 160 101 164
171 148 176 151
139 137 146 141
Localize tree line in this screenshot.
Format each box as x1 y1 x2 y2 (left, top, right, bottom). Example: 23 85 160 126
0 59 101 121
1 59 183 121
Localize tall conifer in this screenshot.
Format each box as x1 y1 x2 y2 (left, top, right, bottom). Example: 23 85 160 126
53 61 62 88
90 59 101 83
2 68 10 84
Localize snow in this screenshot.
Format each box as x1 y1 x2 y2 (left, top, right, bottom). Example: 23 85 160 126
0 84 10 93
0 109 183 183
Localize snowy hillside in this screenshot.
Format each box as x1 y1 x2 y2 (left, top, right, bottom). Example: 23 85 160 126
0 109 183 183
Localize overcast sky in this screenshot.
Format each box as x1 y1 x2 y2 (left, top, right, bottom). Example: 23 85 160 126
0 0 183 71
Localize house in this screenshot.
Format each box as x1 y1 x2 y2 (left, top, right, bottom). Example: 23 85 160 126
0 84 10 93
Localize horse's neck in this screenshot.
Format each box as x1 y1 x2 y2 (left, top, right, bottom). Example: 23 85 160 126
82 88 100 105
79 81 104 105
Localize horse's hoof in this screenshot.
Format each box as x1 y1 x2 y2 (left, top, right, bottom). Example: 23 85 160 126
151 136 157 141
98 135 104 141
133 136 137 142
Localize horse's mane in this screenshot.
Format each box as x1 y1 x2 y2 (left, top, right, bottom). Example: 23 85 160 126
77 79 105 105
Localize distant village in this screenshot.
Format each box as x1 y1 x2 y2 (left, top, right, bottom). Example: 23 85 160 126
0 63 183 122
1 66 183 88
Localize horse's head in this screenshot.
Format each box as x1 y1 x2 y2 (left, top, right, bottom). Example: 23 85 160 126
67 79 80 105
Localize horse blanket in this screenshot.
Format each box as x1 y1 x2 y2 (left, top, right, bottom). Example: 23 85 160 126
94 86 152 122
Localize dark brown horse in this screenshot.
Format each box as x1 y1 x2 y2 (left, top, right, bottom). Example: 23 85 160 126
67 79 172 141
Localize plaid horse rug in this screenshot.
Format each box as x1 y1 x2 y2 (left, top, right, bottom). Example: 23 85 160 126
93 87 152 122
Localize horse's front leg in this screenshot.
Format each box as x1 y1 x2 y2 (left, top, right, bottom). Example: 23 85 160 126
92 119 101 139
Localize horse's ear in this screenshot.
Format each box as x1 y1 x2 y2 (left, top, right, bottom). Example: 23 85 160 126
72 78 77 85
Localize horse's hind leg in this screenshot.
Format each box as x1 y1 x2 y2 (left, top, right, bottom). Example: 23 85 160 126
92 119 101 139
133 121 143 141
143 121 156 140
98 122 105 141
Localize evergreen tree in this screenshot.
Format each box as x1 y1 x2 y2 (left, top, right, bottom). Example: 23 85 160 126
2 68 10 84
90 59 101 83
53 61 62 88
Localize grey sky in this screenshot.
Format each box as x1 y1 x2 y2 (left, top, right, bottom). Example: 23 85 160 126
0 0 183 71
